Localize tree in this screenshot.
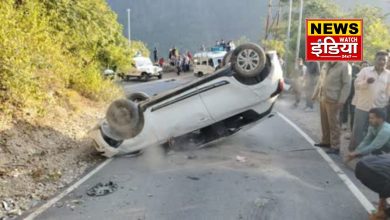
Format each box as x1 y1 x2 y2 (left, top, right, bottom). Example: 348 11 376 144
363 19 390 61
0 0 150 115
234 36 251 46
350 5 390 61
261 39 286 57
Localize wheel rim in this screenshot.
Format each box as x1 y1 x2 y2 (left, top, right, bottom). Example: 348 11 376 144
237 49 260 73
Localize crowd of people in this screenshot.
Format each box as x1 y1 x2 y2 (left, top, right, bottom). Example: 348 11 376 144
152 39 235 76
153 47 193 76
291 51 390 220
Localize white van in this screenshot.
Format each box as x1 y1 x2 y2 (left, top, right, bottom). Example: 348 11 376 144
118 56 163 81
193 50 227 77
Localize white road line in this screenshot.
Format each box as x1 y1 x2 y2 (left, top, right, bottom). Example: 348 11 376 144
24 112 376 219
277 112 376 213
24 158 114 220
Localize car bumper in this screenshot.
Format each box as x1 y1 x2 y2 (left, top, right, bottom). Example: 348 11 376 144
89 120 160 158
89 126 120 158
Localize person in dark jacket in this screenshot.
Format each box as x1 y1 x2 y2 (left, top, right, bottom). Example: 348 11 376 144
153 47 158 63
340 62 361 130
355 154 390 220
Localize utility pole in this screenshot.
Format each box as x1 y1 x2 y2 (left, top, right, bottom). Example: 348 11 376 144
284 0 292 74
127 8 131 47
276 0 281 29
295 0 304 67
265 0 272 40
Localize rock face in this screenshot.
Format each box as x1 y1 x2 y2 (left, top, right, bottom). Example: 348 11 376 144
106 0 267 56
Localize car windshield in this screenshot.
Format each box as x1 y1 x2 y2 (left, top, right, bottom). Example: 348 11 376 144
135 58 153 67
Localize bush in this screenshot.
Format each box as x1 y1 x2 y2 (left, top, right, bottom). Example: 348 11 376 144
0 0 149 115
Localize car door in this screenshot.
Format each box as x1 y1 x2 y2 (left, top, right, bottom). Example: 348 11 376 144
199 78 260 121
148 87 214 142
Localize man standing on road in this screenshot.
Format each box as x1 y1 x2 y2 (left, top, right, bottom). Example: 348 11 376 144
349 51 390 151
292 58 307 108
355 154 390 220
312 62 352 154
153 47 158 63
215 59 223 71
176 55 182 76
303 61 320 112
340 63 360 131
347 108 390 162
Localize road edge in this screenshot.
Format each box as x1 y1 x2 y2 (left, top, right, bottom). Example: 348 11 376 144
23 158 114 220
277 112 375 213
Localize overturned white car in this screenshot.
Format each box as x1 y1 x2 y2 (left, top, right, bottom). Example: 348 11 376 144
89 43 284 157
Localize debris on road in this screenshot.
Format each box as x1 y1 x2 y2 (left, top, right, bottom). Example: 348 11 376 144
187 176 200 181
86 181 118 197
55 202 64 208
2 200 11 212
236 155 247 163
186 155 197 160
71 200 83 205
0 199 22 218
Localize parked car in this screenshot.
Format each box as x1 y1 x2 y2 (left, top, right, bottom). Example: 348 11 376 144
89 43 284 157
193 49 226 77
118 56 163 81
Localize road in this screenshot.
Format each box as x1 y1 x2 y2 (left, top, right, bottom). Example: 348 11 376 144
29 74 373 220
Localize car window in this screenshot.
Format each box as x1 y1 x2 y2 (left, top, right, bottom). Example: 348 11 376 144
135 58 153 67
208 59 214 67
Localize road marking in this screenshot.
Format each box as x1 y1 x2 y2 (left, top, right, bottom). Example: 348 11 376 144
24 112 375 219
277 112 376 213
24 158 114 220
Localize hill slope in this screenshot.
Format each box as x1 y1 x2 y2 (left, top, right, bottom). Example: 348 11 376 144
107 0 267 56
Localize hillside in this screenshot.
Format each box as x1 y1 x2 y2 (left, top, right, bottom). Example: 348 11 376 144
0 1 148 218
106 0 268 56
107 0 390 57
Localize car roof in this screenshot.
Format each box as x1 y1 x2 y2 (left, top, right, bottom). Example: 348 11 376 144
194 51 226 59
133 56 151 62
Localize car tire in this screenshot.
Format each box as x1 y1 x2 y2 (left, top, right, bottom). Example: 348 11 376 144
222 51 233 66
231 43 266 78
198 72 204 77
142 73 149 82
158 74 162 79
126 92 150 103
105 99 141 139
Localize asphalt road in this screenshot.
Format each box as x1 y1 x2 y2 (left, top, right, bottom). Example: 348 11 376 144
32 75 371 220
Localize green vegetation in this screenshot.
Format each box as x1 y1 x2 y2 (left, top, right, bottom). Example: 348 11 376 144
0 0 149 115
262 39 286 57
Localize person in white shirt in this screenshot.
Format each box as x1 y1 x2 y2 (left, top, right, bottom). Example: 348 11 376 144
349 51 390 151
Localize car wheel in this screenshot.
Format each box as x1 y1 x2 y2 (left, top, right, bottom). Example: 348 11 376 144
125 76 131 81
198 72 204 77
222 51 233 66
105 99 141 139
231 43 266 78
126 92 149 103
142 73 149 82
158 74 162 79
